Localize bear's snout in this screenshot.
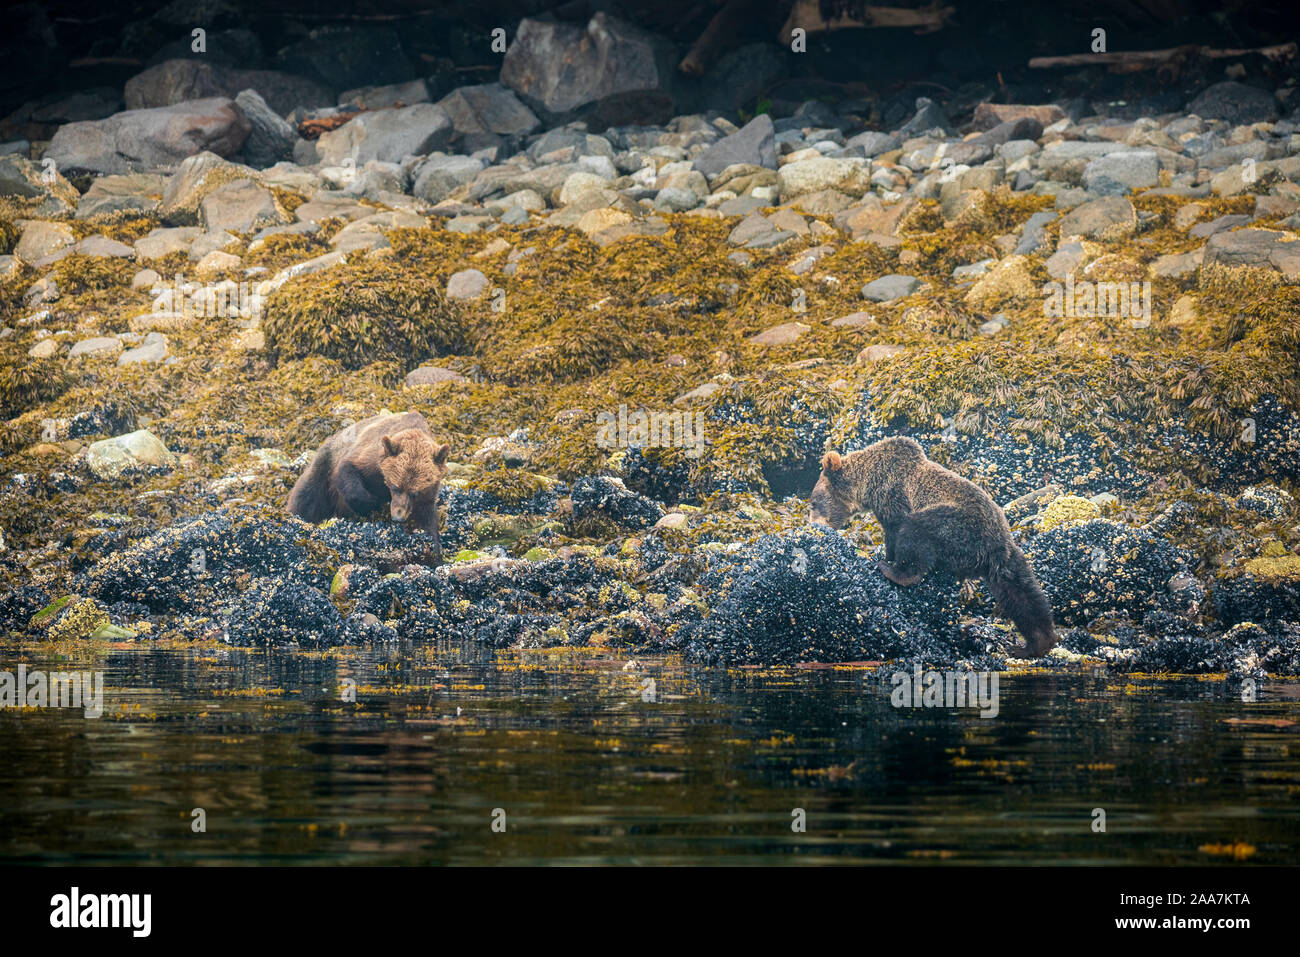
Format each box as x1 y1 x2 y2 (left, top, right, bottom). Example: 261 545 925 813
389 494 412 522
808 475 848 528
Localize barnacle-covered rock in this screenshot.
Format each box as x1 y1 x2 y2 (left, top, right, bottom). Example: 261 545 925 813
1026 519 1198 627
571 475 664 529
79 506 330 612
1213 554 1300 627
678 529 998 665
224 577 344 647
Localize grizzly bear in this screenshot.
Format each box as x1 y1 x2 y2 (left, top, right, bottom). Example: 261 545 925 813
809 436 1057 657
287 411 450 564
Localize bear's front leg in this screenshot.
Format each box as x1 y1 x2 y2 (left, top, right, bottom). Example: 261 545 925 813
412 499 442 566
882 523 899 562
334 462 381 518
876 560 924 587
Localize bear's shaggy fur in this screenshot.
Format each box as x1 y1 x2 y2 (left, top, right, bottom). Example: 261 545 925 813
287 411 450 564
809 436 1057 657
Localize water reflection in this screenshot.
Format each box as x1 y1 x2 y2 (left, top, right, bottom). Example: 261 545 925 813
1 642 1296 865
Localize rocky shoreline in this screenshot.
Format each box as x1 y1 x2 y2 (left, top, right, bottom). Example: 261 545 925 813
2 10 1299 676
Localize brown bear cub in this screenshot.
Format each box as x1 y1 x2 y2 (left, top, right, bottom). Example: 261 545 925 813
809 436 1057 658
287 411 450 565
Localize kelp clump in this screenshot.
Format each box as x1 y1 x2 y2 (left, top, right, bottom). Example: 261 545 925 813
263 259 470 369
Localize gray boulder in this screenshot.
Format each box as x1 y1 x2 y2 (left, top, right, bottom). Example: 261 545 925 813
44 99 251 175
693 114 776 179
1083 151 1159 196
75 173 165 219
412 155 484 204
436 84 540 139
234 90 298 168
124 60 332 116
501 13 676 127
315 103 453 165
1187 82 1279 125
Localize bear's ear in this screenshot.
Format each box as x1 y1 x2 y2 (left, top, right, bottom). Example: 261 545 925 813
821 451 844 473
381 435 399 456
433 443 450 467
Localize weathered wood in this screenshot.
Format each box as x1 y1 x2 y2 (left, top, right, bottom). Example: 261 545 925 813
779 0 955 40
680 0 753 76
1029 41 1298 71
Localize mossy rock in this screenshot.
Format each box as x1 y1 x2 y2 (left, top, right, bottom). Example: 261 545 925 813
1040 494 1102 532
263 258 470 369
1243 553 1300 584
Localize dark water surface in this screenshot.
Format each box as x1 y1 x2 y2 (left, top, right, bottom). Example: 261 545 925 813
1 641 1297 865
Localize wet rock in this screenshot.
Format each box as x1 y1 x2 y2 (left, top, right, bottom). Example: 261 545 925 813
446 268 489 300
778 156 871 201
1026 520 1197 627
1083 150 1159 195
1203 228 1300 277
412 154 483 204
0 154 80 216
571 476 663 529
80 507 327 612
76 235 135 259
117 332 169 365
1213 557 1300 627
225 578 344 648
75 173 165 219
405 365 467 387
200 178 288 233
856 343 905 363
679 531 990 665
895 97 950 137
339 80 430 111
748 321 810 346
14 220 73 261
972 103 1065 131
68 336 124 360
157 152 255 226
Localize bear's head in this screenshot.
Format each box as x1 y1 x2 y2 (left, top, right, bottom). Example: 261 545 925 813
379 429 450 522
809 451 853 528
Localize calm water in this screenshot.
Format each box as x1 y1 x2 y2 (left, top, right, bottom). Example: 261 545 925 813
1 641 1297 865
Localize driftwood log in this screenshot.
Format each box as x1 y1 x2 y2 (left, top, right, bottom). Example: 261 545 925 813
1028 42 1298 73
778 0 955 40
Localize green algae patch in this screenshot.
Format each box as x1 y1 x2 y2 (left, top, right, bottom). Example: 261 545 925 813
30 595 76 627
